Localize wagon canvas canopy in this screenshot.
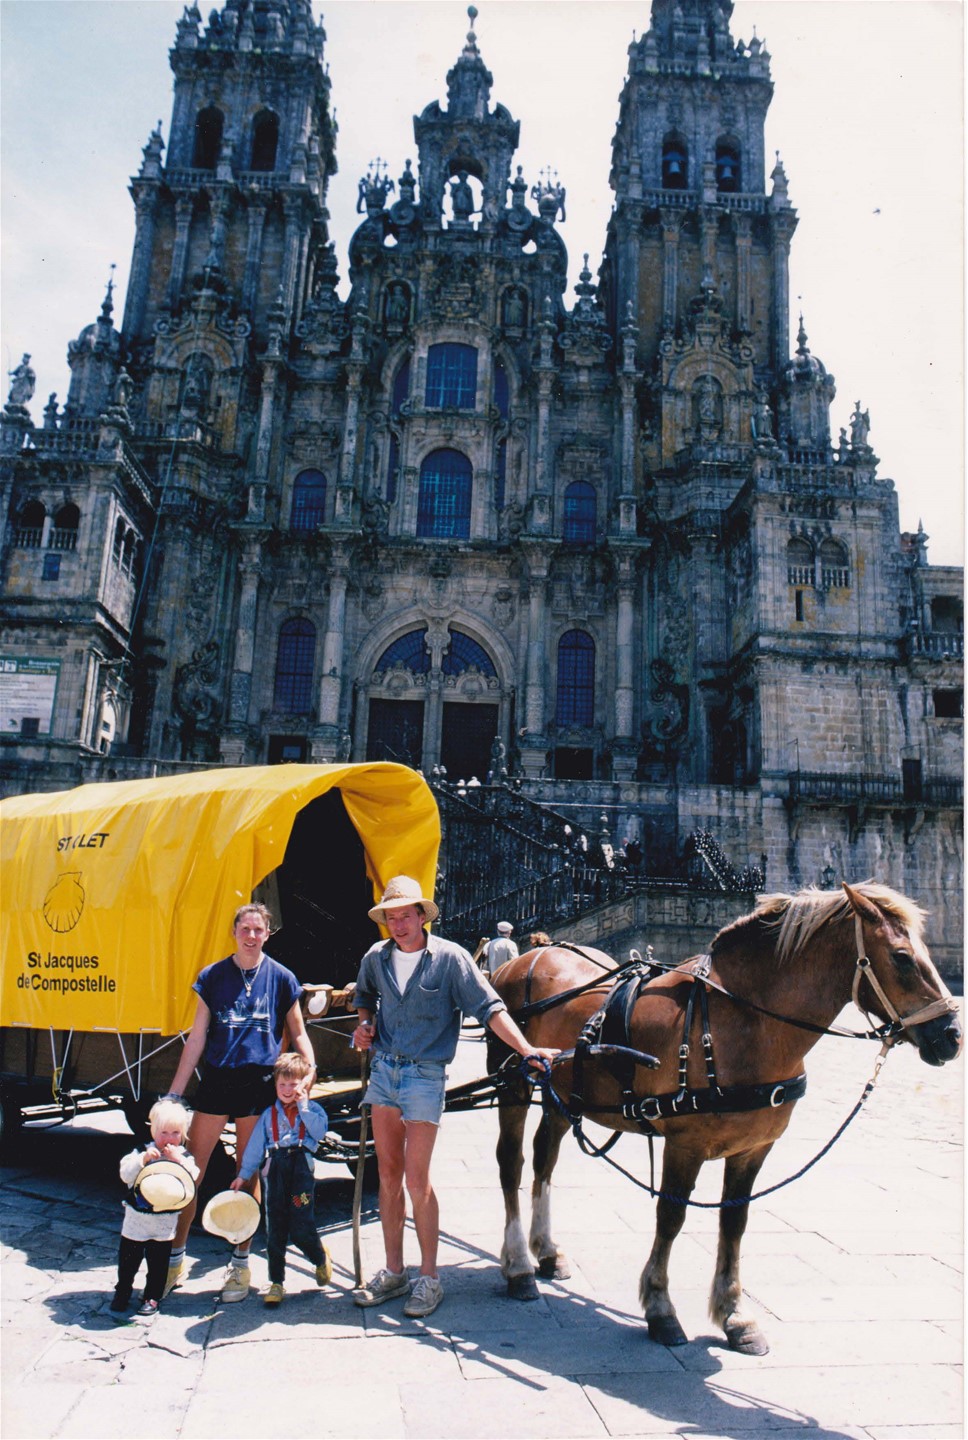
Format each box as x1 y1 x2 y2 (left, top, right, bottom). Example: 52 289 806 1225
0 763 440 1035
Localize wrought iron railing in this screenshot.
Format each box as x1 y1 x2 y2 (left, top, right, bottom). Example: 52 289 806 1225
432 779 762 950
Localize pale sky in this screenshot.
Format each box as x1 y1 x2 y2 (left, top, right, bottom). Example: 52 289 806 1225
1 0 963 566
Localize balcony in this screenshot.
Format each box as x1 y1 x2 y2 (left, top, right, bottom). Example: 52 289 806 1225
787 769 963 841
915 631 964 661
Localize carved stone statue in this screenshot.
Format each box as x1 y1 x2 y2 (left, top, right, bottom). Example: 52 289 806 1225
7 354 35 407
384 282 409 327
752 392 774 442
502 288 525 330
849 401 870 448
450 170 474 224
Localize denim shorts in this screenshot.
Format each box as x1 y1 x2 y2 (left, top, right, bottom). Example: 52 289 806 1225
363 1053 447 1125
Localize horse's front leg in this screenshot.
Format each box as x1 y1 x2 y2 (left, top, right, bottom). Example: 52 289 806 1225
710 1145 773 1355
496 1087 538 1300
640 1141 704 1346
529 1109 571 1281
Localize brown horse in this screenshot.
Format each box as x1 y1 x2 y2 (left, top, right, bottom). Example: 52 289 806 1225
490 881 962 1354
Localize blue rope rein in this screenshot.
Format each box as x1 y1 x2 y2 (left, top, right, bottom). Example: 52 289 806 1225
519 1048 889 1210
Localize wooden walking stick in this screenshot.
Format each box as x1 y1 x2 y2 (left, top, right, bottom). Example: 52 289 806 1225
351 1047 371 1288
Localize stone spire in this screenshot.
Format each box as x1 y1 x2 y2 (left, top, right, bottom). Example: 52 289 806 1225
446 7 492 120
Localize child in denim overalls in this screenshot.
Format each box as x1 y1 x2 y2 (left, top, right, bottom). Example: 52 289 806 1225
231 1052 331 1305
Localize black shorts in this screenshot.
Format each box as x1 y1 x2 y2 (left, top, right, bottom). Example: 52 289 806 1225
191 1063 275 1119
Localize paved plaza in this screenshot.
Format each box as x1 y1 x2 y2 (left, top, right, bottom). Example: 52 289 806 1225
1 1011 963 1440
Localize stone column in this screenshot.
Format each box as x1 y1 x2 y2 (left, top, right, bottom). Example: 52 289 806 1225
660 208 682 332
280 195 304 318
242 197 268 313
770 213 797 373
733 213 753 334
612 552 637 779
519 543 552 777
122 188 159 338
166 196 195 310
529 308 555 534
317 544 349 729
229 543 262 723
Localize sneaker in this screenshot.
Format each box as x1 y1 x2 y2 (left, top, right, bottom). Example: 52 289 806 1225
263 1282 285 1307
315 1247 333 1286
219 1264 251 1304
351 1268 410 1308
403 1274 443 1319
135 1298 159 1320
162 1256 184 1299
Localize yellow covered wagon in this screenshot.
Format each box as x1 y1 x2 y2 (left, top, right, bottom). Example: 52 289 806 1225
0 762 440 1155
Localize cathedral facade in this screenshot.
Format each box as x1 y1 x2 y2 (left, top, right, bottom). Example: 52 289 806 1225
0 0 962 970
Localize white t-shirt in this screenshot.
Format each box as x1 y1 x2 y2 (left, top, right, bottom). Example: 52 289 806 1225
390 945 425 993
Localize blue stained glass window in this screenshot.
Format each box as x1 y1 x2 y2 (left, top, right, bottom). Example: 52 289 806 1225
290 470 327 531
273 618 316 713
417 449 472 539
442 630 496 677
556 630 595 727
563 481 596 543
425 344 477 409
375 628 431 675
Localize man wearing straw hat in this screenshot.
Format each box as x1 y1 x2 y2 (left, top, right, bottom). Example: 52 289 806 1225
350 875 558 1319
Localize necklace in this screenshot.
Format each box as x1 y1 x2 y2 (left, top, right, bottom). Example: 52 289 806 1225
237 954 264 996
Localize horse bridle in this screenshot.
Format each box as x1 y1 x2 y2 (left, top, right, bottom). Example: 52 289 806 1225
850 913 959 1035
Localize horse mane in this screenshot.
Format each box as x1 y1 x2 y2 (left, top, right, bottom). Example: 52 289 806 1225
711 880 927 967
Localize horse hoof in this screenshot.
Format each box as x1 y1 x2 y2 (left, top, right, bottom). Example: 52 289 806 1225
507 1273 540 1302
726 1319 769 1356
536 1255 571 1281
647 1315 688 1347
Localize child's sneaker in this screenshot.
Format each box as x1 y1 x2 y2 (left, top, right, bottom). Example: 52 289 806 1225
264 1282 285 1307
351 1268 410 1307
135 1298 159 1320
315 1247 333 1286
219 1263 251 1304
162 1255 185 1298
403 1274 444 1318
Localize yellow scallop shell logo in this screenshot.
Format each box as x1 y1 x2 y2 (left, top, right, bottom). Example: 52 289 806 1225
43 872 86 933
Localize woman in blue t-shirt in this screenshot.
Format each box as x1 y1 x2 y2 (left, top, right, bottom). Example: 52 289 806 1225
163 902 315 1305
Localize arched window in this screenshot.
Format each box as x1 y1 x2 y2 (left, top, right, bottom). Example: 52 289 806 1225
425 343 477 409
819 538 850 589
556 630 595 727
14 499 45 548
494 359 509 419
121 531 137 577
112 518 126 566
662 135 688 190
273 618 316 714
417 449 472 539
563 481 596 544
374 628 431 675
442 630 496 677
715 139 741 193
290 470 327 531
250 109 279 172
391 358 411 416
50 504 79 552
786 538 814 587
192 106 224 170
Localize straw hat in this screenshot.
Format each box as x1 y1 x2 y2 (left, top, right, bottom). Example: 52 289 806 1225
133 1159 196 1213
367 875 439 926
201 1190 261 1245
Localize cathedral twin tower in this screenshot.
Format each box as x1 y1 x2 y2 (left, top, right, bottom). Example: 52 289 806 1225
0 1 962 969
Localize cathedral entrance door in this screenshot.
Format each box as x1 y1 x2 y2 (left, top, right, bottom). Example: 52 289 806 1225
366 698 424 768
440 702 498 783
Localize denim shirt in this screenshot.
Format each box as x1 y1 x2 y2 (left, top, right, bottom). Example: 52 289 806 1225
354 932 506 1064
237 1098 330 1181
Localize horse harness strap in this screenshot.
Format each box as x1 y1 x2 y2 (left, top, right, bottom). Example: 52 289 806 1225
555 951 808 1137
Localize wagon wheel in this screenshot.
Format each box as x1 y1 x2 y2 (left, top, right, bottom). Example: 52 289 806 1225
345 1149 380 1189
121 1092 153 1138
